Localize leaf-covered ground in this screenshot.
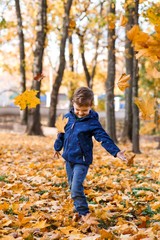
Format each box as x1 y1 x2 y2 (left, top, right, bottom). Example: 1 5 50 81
0 133 159 240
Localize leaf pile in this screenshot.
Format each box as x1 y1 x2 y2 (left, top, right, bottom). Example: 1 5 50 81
0 133 159 239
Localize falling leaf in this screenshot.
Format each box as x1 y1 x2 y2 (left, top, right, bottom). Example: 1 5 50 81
69 19 76 29
119 13 128 27
55 114 68 133
134 96 156 120
140 122 156 134
117 73 130 91
127 25 140 42
127 154 136 166
33 73 45 81
14 90 40 110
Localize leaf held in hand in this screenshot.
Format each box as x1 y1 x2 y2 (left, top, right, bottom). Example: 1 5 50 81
117 73 130 91
55 114 68 133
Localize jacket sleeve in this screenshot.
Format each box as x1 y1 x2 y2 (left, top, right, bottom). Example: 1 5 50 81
54 133 64 151
91 120 120 157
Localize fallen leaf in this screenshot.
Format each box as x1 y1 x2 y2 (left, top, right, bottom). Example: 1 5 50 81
32 220 50 229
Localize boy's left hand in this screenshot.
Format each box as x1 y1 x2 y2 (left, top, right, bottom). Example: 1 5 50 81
53 151 61 159
117 150 127 161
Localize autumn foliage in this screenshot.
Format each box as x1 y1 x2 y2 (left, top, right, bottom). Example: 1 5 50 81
0 133 159 239
14 90 40 110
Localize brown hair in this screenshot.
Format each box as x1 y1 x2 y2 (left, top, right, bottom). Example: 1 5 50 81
72 87 94 106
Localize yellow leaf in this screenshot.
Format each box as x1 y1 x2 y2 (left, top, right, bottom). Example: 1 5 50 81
59 226 79 235
0 237 15 240
0 202 10 211
81 213 99 226
99 228 116 239
32 220 50 229
119 13 128 27
14 90 40 110
134 96 156 120
140 122 156 134
55 114 68 133
127 25 140 42
117 73 130 91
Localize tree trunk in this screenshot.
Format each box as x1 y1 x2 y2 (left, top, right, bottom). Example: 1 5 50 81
48 0 73 127
27 0 47 135
15 0 27 125
68 34 75 109
132 0 141 153
105 1 117 143
77 27 100 89
78 31 91 88
121 2 134 142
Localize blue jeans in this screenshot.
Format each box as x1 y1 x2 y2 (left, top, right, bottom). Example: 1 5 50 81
65 161 89 216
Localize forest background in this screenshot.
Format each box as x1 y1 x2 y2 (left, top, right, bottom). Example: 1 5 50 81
0 0 160 239
0 0 160 152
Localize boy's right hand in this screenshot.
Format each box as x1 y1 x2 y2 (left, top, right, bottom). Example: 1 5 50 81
53 151 61 159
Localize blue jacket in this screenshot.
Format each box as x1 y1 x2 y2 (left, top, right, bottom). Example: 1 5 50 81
54 109 120 165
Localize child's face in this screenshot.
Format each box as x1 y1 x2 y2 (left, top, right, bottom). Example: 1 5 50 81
73 103 91 118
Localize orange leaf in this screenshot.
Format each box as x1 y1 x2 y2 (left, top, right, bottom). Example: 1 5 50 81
140 122 156 134
134 96 156 120
33 73 45 81
127 25 140 42
55 114 68 133
127 154 136 166
81 213 99 226
119 13 128 27
117 73 130 91
32 220 50 229
0 202 10 211
99 229 115 239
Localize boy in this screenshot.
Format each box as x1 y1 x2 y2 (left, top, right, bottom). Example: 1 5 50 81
54 87 126 221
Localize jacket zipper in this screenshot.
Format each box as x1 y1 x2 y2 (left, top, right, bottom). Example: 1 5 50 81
65 121 76 155
66 120 86 162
